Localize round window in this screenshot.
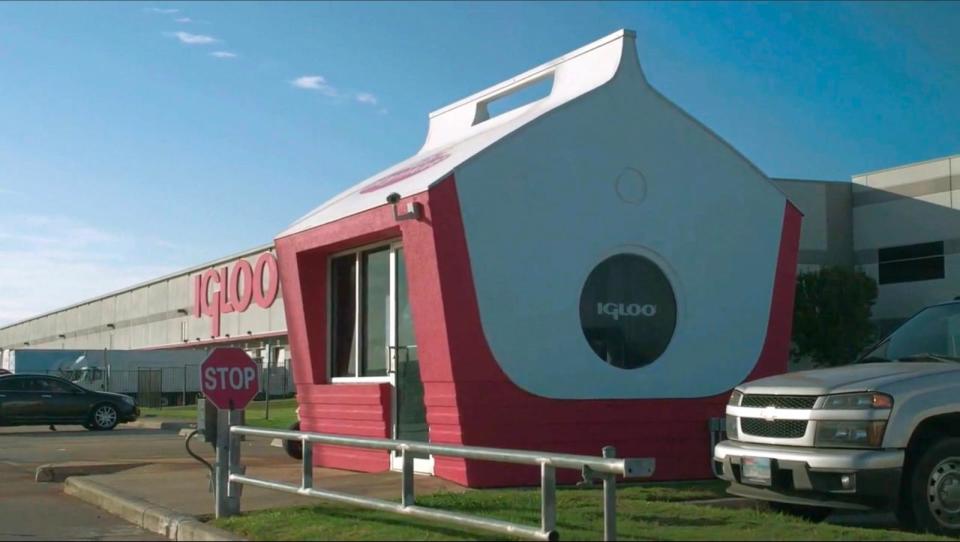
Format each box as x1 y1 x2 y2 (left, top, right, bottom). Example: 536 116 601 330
579 253 677 369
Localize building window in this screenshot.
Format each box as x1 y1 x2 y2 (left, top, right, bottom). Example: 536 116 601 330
579 253 677 369
878 241 945 285
330 255 357 377
329 244 393 380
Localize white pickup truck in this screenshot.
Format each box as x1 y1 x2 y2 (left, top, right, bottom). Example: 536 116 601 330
714 300 960 536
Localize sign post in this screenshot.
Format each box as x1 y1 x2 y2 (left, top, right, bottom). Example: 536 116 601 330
201 348 259 518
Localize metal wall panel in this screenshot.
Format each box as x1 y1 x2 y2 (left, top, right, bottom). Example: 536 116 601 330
0 247 286 351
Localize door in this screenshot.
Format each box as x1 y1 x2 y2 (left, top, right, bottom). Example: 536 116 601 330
138 369 162 408
0 377 37 424
4 376 59 424
389 245 432 474
32 377 91 423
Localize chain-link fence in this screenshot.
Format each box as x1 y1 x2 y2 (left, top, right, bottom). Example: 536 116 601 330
29 362 294 408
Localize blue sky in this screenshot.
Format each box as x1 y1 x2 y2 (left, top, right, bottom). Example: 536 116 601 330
1 1 958 324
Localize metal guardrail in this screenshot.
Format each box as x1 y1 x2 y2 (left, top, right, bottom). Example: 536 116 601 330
223 424 655 541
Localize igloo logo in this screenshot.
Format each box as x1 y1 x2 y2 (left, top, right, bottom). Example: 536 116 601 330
192 252 280 338
597 302 658 320
579 253 678 369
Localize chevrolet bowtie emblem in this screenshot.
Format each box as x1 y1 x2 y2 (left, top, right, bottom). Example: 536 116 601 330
762 406 778 422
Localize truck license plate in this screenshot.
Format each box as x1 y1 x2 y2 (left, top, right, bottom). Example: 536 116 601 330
741 457 772 486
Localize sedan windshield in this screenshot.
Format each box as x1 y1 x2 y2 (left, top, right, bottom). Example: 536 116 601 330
861 303 960 363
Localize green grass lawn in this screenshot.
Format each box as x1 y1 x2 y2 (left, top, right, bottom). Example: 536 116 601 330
213 481 955 541
140 397 298 429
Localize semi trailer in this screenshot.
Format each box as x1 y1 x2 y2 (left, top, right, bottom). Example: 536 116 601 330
7 348 292 406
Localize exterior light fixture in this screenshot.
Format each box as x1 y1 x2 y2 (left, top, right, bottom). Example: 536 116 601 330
58 334 66 339
106 323 116 330
387 192 422 221
23 341 29 346
177 308 189 315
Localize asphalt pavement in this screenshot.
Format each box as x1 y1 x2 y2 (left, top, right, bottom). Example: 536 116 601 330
0 424 173 541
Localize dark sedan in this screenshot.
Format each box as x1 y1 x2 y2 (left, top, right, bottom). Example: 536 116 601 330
0 374 138 430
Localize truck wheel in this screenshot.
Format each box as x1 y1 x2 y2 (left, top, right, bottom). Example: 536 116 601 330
284 421 302 460
767 501 832 523
907 438 960 536
89 404 119 431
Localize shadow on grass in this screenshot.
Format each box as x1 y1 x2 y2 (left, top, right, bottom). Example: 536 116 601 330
269 506 497 540
619 510 728 527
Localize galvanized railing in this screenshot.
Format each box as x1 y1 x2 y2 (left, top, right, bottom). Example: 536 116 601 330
223 424 655 541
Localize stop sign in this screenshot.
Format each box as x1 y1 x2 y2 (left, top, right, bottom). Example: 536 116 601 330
201 348 260 410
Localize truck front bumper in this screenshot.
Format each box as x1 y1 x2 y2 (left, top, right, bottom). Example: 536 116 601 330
713 440 904 511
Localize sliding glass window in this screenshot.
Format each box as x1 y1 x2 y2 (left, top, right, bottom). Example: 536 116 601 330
329 244 394 380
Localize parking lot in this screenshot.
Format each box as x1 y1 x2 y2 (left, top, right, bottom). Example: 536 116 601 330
0 425 175 541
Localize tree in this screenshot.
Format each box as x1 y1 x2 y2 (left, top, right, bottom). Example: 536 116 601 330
791 266 879 367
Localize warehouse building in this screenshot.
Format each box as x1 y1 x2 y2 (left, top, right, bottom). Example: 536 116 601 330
775 153 960 335
0 245 291 371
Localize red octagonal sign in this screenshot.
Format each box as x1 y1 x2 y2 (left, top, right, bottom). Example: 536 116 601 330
201 348 260 410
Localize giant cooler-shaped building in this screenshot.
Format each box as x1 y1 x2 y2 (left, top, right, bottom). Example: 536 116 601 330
275 29 802 487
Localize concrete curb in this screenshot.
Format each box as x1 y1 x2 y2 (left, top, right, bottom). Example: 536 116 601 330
35 461 148 483
128 420 196 431
64 476 244 541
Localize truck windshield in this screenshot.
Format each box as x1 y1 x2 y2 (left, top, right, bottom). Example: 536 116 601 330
860 303 960 363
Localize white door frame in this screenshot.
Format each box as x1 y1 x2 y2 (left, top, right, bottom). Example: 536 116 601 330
388 242 434 475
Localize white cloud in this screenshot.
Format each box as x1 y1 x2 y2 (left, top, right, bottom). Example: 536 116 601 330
210 51 238 59
291 75 338 96
175 17 193 23
145 7 179 14
0 214 183 326
169 31 218 45
355 92 378 106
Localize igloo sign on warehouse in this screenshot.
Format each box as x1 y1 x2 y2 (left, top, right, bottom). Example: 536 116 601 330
191 252 280 337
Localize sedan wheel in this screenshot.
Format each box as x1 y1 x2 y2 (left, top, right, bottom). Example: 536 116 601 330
91 404 119 431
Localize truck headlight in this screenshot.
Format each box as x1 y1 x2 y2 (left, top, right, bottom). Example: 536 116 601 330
727 390 743 406
815 420 887 448
817 392 893 410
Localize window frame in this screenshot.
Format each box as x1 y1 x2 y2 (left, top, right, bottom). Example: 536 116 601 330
0 376 26 392
877 241 945 285
327 239 400 384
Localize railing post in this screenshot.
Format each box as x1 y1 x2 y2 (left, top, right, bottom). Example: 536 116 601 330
227 410 243 513
401 449 415 507
540 463 556 536
302 438 313 491
602 446 617 541
215 409 240 517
